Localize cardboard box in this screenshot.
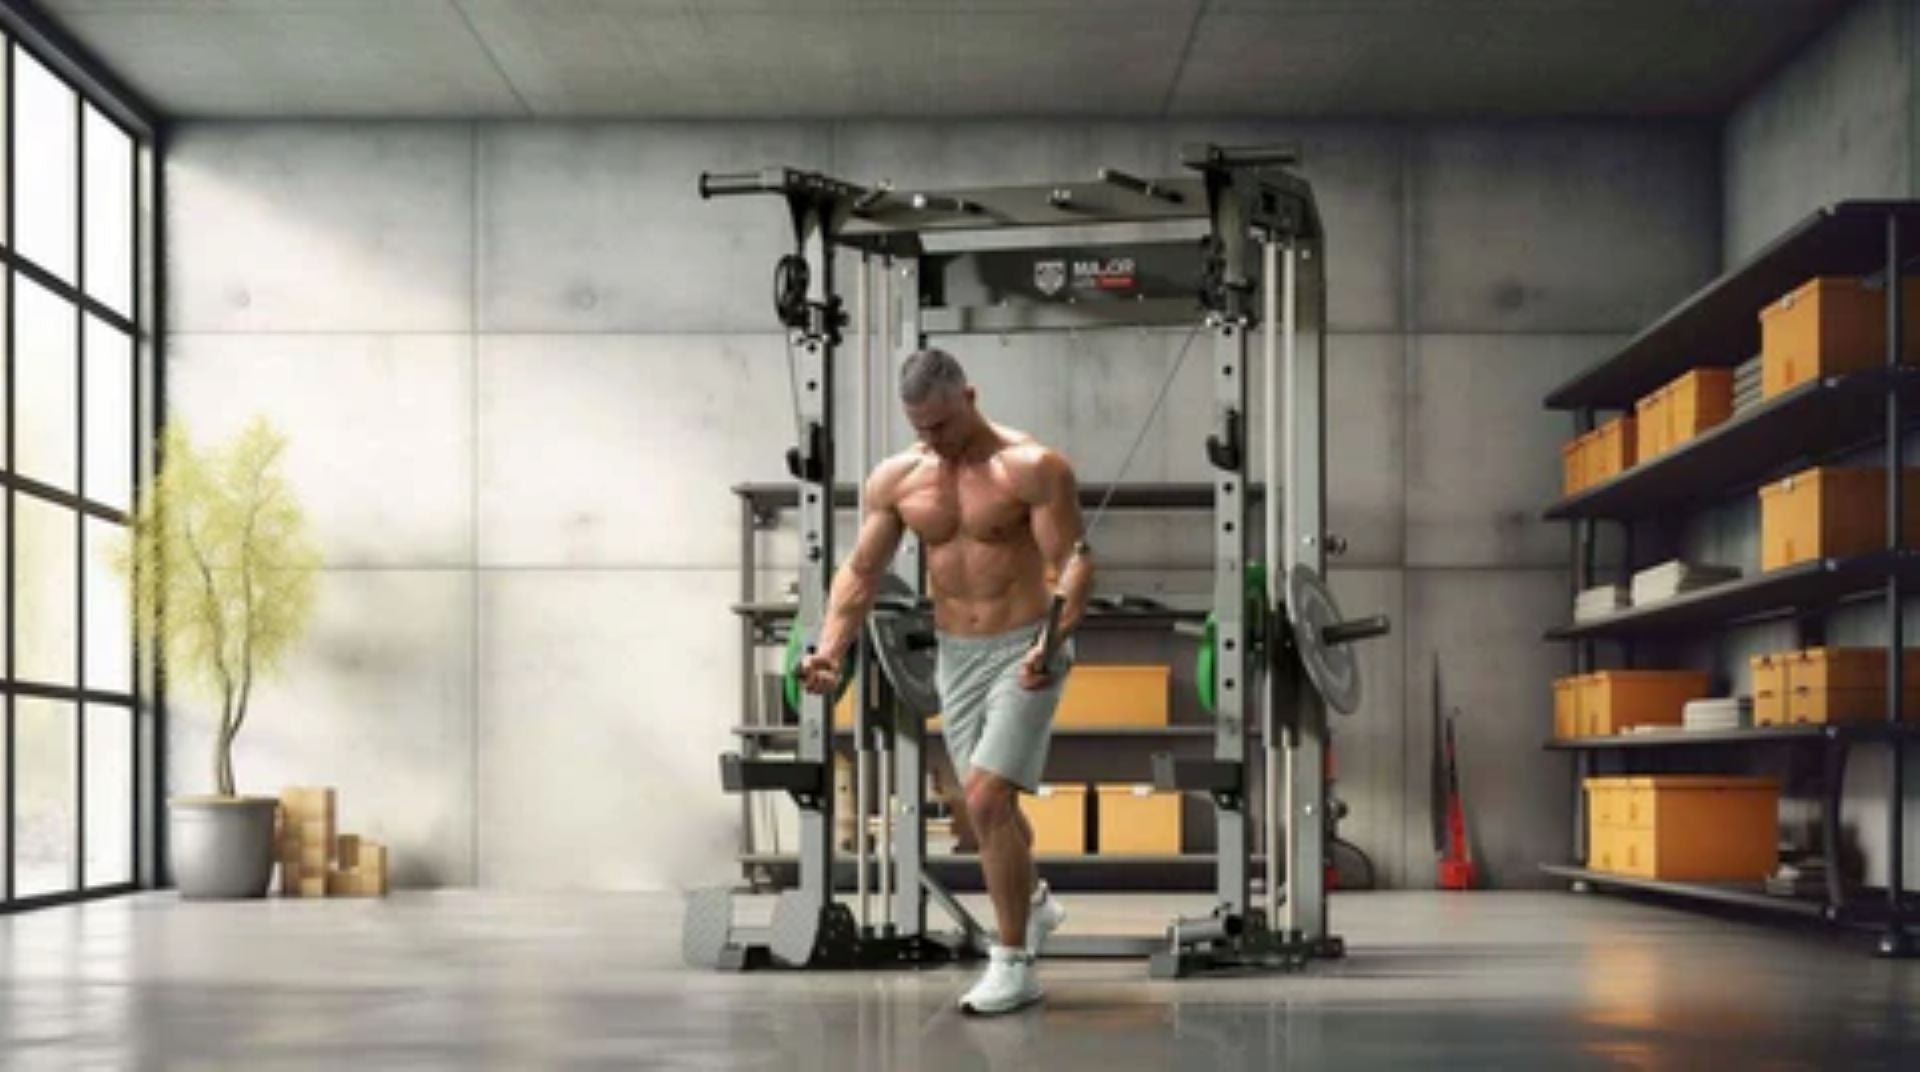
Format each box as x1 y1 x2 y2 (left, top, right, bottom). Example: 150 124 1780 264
282 786 336 820
1750 652 1788 725
1760 276 1920 398
1786 687 1920 725
1020 784 1088 855
1582 670 1710 736
1585 778 1631 828
1758 467 1920 571
324 833 391 898
1753 647 1920 726
360 843 389 885
1635 392 1666 461
1553 675 1583 739
327 869 386 898
1791 646 1920 689
1664 368 1734 447
1095 784 1181 856
1587 416 1637 485
1635 369 1732 463
1561 435 1588 496
1055 666 1171 728
1588 823 1625 874
1585 776 1777 881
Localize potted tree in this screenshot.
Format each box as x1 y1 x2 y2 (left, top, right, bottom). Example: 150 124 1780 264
114 418 321 898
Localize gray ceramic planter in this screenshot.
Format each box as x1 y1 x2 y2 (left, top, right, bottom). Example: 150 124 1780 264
169 796 277 899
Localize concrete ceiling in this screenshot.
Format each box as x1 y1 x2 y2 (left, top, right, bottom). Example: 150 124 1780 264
39 0 1850 121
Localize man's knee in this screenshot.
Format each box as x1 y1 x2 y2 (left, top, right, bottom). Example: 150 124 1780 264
965 776 1018 833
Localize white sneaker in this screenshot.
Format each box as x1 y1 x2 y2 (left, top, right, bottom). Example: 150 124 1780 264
1026 881 1066 954
959 945 1044 1016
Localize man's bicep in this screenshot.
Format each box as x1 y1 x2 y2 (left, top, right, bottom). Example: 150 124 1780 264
1032 457 1085 561
850 501 906 575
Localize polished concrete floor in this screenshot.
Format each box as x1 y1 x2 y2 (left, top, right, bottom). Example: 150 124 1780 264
1 888 1916 1070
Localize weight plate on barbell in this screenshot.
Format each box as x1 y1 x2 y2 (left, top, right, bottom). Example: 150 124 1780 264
1287 564 1362 715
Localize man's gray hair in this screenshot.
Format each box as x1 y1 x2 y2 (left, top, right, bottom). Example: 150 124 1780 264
899 348 968 405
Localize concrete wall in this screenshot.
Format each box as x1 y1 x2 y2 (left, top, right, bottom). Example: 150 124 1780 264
164 118 1718 891
1719 0 1920 894
1724 0 1919 263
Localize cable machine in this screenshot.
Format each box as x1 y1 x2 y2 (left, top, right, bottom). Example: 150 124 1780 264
683 145 1389 977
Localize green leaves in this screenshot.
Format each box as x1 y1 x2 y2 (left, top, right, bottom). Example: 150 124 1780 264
111 417 321 794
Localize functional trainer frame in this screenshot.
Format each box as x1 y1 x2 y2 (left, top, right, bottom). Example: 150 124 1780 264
683 146 1388 977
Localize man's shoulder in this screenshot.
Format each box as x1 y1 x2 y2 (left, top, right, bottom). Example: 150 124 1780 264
870 450 930 497
995 439 1072 500
997 438 1068 474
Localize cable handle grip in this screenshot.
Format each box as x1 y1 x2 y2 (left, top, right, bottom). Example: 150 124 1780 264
1034 594 1068 667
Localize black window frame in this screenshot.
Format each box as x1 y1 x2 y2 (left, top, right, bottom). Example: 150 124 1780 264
0 0 160 913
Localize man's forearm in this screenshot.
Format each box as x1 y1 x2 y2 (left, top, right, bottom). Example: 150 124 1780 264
1054 552 1095 637
815 569 879 661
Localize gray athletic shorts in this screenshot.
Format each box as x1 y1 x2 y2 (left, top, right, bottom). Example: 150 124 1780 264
937 621 1074 794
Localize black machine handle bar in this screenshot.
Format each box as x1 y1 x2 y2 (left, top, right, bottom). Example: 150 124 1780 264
698 169 781 199
1320 615 1391 647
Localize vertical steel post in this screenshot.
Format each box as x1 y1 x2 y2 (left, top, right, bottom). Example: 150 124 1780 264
795 213 837 912
855 252 872 929
1882 212 1912 957
1213 314 1251 921
890 258 926 937
1281 238 1331 943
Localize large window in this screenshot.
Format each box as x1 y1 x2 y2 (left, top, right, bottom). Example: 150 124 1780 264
3 28 151 908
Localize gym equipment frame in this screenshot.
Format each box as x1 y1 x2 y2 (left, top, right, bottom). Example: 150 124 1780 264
683 145 1389 977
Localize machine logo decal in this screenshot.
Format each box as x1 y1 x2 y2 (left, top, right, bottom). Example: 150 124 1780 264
1033 260 1067 296
1077 256 1137 291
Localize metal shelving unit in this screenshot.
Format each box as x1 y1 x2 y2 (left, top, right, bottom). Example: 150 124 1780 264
1546 551 1920 640
1540 865 1920 925
1545 202 1920 409
1541 201 1920 954
1539 864 1828 918
731 481 1231 891
1546 368 1920 521
1544 723 1919 750
1542 723 1920 919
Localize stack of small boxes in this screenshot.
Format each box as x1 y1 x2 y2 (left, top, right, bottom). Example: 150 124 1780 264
277 786 389 899
278 787 336 898
329 834 390 898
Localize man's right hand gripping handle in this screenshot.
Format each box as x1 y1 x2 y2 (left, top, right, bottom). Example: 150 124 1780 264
798 648 843 695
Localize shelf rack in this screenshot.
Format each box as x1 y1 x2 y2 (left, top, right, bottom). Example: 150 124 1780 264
1540 201 1920 952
